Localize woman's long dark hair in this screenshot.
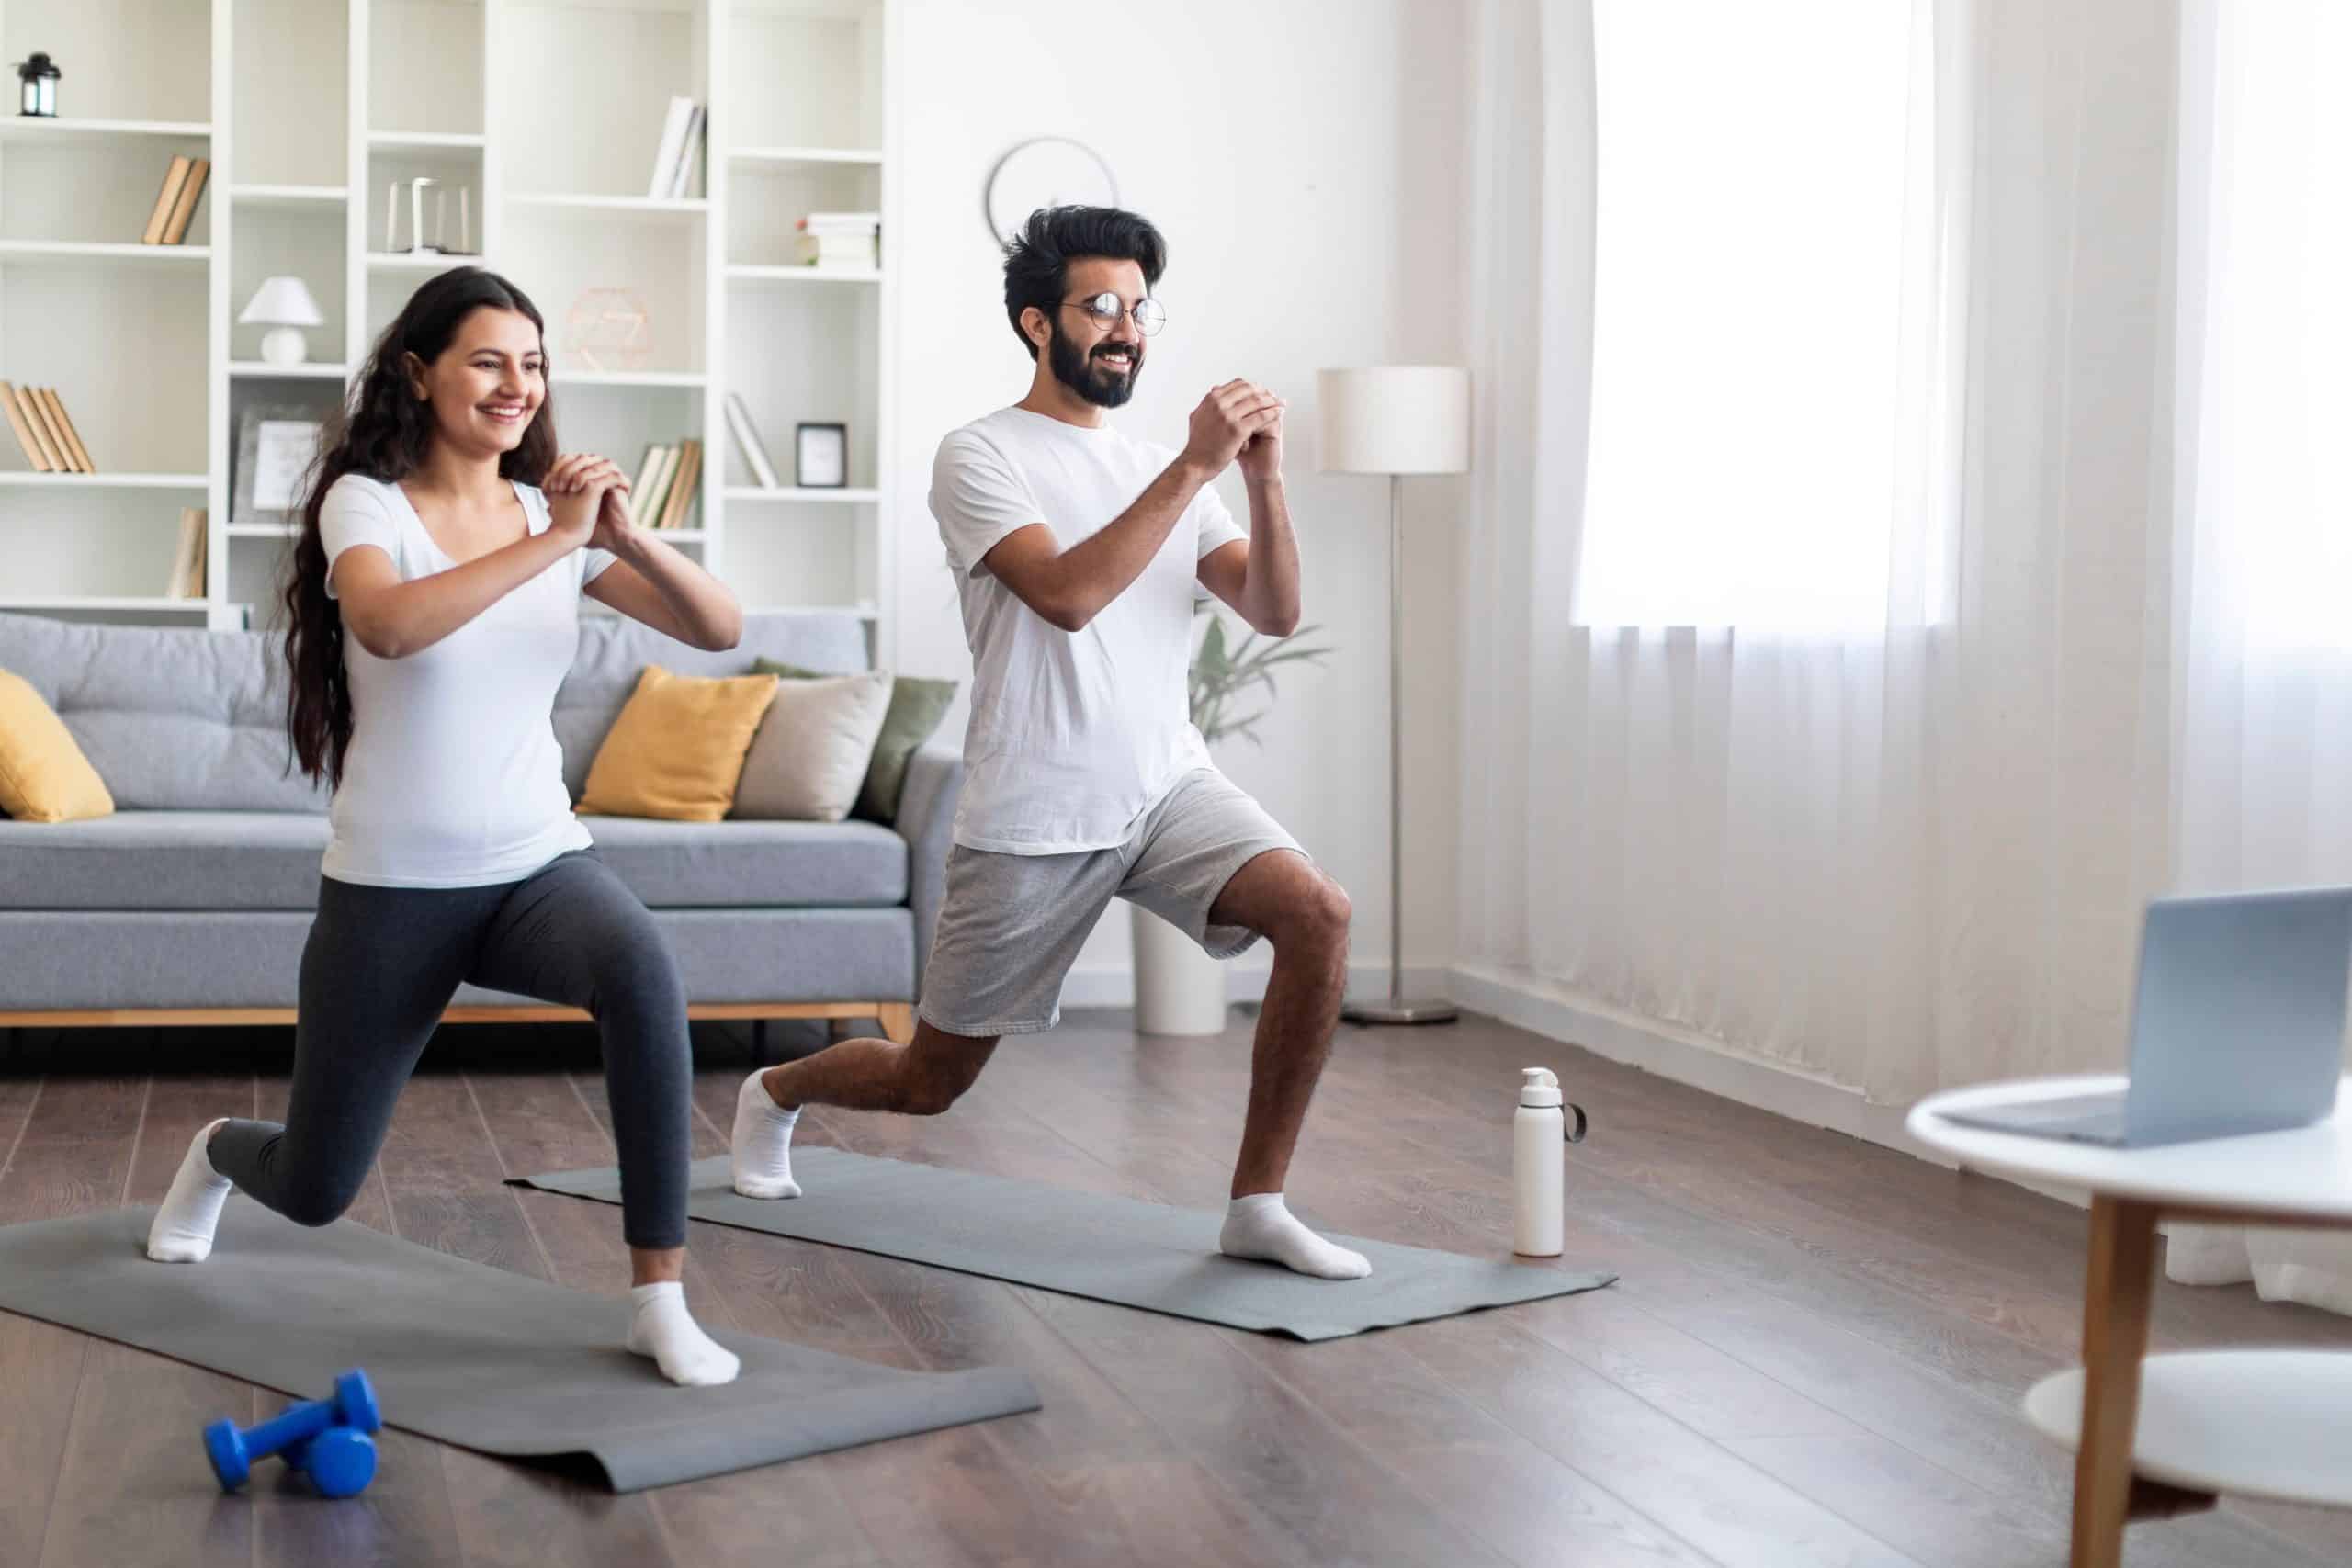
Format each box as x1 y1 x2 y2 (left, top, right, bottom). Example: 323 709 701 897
281 268 559 787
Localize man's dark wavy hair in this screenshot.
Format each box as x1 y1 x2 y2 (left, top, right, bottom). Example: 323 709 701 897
1001 205 1167 359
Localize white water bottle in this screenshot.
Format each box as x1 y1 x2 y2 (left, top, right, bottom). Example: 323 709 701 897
1514 1067 1568 1257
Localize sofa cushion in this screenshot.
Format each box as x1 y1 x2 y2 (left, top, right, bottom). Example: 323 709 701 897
0 811 907 911
582 816 908 907
0 811 330 909
0 669 115 823
556 612 870 801
0 612 326 813
575 666 779 822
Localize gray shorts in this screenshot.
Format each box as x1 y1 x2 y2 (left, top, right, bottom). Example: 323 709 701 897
918 768 1306 1038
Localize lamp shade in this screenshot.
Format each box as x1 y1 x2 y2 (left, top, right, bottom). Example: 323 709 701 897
238 276 325 328
1315 366 1472 476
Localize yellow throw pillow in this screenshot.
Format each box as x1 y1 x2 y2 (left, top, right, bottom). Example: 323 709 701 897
0 669 114 824
576 665 780 823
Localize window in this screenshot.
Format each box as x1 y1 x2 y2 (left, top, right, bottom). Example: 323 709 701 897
1577 1 1919 631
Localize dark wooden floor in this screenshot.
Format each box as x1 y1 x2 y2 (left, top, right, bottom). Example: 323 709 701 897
3 1010 2350 1568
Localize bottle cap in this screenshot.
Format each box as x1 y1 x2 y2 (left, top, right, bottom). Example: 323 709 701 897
1519 1066 1562 1108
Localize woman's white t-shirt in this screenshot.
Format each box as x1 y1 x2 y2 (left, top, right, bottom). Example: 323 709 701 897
930 406 1248 854
317 472 616 887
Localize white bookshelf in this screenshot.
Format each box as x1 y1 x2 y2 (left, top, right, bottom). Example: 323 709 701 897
1 0 897 653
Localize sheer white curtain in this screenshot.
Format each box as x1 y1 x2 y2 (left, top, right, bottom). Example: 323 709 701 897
1458 0 2176 1110
2162 0 2352 1313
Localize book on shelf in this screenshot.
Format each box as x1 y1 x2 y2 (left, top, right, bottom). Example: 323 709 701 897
648 97 702 199
630 444 676 527
724 393 781 489
162 159 211 245
23 390 75 473
628 444 669 523
166 508 208 600
0 384 92 473
0 383 53 471
670 105 705 199
36 390 95 473
143 156 193 245
656 439 702 531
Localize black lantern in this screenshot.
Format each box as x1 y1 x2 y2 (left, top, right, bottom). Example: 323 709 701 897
15 53 59 118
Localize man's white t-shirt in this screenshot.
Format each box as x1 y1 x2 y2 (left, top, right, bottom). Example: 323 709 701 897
931 405 1248 854
317 472 616 887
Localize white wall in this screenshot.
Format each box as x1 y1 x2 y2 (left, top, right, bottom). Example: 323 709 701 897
889 0 1468 999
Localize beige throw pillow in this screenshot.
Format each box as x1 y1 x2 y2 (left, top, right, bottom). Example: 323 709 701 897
731 671 896 821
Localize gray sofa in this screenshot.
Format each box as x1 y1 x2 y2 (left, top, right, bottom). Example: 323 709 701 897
0 609 956 1040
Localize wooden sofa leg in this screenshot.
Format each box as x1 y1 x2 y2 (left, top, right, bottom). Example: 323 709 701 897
876 1004 916 1045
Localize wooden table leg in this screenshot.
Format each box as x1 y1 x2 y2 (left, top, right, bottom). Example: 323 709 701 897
2073 1196 2159 1568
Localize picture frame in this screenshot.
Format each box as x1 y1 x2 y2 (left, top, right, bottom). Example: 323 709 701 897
796 422 848 489
232 406 328 524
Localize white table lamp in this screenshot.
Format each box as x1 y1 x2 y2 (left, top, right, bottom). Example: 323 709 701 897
1317 366 1473 1025
239 276 326 367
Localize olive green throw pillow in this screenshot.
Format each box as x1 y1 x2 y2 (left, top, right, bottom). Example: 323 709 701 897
752 660 957 822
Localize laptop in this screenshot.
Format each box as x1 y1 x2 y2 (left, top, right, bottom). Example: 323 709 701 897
1939 886 2352 1147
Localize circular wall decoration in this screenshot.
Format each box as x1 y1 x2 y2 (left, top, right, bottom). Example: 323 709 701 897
984 137 1119 244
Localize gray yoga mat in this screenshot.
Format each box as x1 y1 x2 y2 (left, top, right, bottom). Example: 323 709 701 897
517 1150 1614 1341
0 1203 1038 1493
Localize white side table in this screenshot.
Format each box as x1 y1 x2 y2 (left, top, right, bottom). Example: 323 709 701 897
1909 1076 2352 1568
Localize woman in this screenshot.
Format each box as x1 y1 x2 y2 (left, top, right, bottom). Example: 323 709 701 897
144 267 743 1387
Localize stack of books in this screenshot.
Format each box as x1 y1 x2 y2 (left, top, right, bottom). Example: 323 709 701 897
141 156 211 245
166 508 209 600
647 98 705 200
0 381 96 472
796 212 880 271
628 439 703 530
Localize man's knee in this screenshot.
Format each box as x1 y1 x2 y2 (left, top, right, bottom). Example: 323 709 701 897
1271 874 1353 957
892 1032 993 1115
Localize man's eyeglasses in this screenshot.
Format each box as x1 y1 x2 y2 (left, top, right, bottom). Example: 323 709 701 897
1059 292 1166 336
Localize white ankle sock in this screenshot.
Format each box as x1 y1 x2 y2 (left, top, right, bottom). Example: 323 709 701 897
729 1069 801 1199
146 1118 234 1263
1218 1192 1372 1280
626 1280 741 1387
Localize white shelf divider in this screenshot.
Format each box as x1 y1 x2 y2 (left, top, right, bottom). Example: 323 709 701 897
229 184 350 208
367 130 485 151
561 370 708 389
724 487 883 504
228 361 351 380
0 597 215 613
729 146 884 165
506 194 709 218
0 240 210 264
725 264 882 285
0 118 212 141
0 473 210 490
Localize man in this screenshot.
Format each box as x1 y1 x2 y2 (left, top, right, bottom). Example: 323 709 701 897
731 205 1364 1279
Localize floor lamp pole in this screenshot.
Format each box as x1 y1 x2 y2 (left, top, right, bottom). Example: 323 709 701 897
1342 472 1456 1026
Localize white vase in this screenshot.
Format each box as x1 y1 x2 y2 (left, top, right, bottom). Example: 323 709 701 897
1131 903 1227 1035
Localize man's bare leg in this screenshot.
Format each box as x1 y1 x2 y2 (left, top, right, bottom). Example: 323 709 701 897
731 1023 998 1197
1202 850 1368 1278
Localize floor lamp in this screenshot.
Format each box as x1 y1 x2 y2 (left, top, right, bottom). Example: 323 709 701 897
1317 366 1473 1025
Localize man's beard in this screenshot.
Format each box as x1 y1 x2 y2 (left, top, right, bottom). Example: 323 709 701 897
1048 322 1142 409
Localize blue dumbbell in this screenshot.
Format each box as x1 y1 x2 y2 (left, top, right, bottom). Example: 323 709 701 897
203 1369 381 1496
280 1426 378 1500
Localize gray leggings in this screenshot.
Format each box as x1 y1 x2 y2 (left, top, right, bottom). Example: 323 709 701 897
209 849 691 1249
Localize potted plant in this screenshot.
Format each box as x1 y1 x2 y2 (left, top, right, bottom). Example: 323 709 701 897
1132 609 1333 1034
